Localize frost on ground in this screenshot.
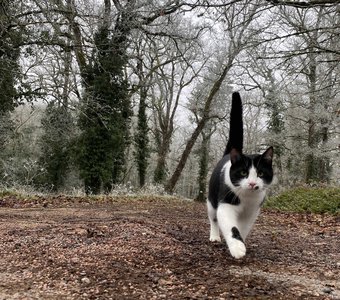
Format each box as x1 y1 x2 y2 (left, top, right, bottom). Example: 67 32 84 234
0 195 339 299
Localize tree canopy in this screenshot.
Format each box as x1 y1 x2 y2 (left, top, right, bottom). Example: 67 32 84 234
0 0 338 195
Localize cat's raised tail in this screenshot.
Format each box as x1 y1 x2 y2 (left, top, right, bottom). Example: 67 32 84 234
224 92 243 156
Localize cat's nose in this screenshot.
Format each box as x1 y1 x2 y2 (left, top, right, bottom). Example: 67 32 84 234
249 182 257 189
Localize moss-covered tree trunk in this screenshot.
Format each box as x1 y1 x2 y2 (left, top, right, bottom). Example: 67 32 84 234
37 103 74 191
196 131 211 202
0 0 20 114
0 0 21 181
134 59 150 188
153 133 171 184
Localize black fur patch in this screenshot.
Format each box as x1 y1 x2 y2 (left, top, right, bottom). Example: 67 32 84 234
232 227 243 242
223 193 240 205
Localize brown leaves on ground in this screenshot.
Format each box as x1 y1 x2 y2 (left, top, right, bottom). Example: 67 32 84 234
0 195 339 299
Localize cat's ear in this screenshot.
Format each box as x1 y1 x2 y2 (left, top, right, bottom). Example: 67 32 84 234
262 146 273 163
230 148 242 165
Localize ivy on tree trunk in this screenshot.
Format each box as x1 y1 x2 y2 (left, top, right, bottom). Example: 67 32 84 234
77 22 131 194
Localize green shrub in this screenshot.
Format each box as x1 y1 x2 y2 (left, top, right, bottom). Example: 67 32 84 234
265 186 340 214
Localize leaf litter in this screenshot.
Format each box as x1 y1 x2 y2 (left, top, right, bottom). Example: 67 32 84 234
0 195 339 299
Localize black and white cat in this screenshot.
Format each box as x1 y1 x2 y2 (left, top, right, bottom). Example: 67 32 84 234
207 92 274 259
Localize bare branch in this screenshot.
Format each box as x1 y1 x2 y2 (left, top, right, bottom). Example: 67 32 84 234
266 0 340 8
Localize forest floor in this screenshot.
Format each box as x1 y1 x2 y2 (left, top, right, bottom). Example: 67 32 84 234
0 195 339 300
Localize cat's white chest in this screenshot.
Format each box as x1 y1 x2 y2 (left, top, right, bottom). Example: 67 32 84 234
221 160 266 238
238 194 262 222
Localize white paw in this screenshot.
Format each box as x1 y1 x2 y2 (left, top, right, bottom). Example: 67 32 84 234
228 240 246 259
209 235 221 242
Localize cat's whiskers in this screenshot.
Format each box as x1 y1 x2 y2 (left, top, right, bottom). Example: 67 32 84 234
225 186 242 202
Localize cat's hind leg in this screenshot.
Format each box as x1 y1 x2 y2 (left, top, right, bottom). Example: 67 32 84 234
207 200 221 242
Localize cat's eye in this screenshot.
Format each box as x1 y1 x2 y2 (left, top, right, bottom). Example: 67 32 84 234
258 171 264 177
240 170 248 177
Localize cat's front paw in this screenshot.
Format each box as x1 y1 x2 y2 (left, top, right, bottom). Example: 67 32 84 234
209 235 221 242
228 240 246 259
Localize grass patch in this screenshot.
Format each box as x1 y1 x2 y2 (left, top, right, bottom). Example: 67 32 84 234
265 186 340 214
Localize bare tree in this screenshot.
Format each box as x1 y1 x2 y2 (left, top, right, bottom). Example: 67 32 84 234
132 31 204 184
165 0 264 193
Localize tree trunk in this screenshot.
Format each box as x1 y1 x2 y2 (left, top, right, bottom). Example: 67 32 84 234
196 131 210 202
135 85 149 187
305 52 318 183
154 137 171 184
165 61 232 193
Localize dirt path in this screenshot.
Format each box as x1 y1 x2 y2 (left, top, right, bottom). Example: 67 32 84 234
0 195 339 299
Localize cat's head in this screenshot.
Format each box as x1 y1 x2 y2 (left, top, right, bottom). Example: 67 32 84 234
229 147 274 192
